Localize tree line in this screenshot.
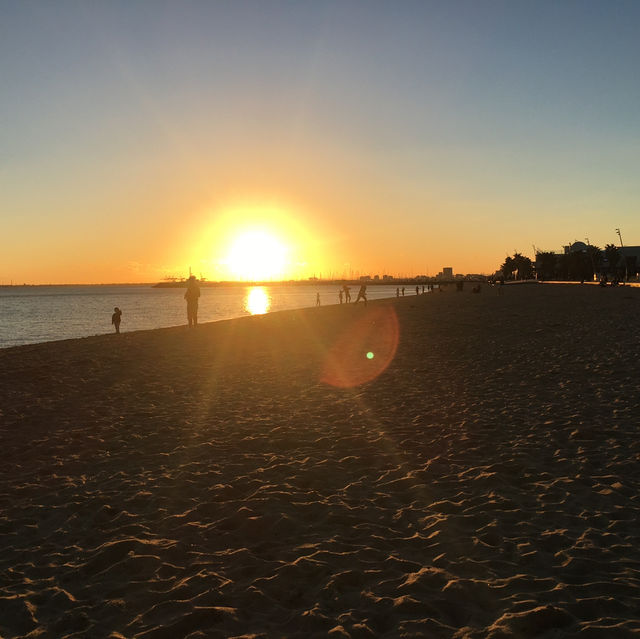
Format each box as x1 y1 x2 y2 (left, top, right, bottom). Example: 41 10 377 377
500 245 637 281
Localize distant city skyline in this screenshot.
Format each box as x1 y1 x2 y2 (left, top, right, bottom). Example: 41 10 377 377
3 1 640 284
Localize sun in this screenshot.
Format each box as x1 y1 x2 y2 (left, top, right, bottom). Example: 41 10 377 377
224 229 288 281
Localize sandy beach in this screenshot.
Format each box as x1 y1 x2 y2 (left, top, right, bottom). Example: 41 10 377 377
1 282 639 638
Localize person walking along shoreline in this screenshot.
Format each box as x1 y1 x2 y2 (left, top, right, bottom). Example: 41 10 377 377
184 276 201 327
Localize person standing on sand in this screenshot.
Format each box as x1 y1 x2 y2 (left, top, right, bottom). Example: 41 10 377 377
339 289 343 304
111 307 122 334
354 284 367 305
316 292 321 306
343 284 351 303
184 276 201 327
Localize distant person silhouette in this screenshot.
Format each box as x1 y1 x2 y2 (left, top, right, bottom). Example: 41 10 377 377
354 284 367 305
111 307 122 334
401 287 405 296
415 286 419 295
396 287 400 297
316 292 321 306
343 284 351 303
184 276 201 327
339 289 344 304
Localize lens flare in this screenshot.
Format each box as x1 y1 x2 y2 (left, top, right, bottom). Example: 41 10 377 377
321 306 399 388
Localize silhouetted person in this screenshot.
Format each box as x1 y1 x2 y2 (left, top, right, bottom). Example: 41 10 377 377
415 285 419 295
354 284 367 305
343 284 351 303
339 289 344 304
316 292 321 306
111 307 122 334
396 287 400 297
184 276 200 327
401 287 405 296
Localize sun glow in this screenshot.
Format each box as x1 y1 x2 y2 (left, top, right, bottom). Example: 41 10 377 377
198 202 326 281
224 229 288 281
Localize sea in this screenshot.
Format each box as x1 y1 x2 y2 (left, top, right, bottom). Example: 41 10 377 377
0 283 416 349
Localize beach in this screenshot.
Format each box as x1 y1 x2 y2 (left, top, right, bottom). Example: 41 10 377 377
1 283 639 638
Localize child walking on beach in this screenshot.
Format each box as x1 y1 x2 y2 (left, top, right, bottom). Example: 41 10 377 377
111 307 122 334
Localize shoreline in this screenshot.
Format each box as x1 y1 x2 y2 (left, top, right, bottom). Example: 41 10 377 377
2 284 639 637
0 284 419 351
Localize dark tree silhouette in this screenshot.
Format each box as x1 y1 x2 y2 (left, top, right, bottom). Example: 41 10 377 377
585 244 603 280
604 244 621 277
501 256 516 279
500 252 534 280
515 253 534 279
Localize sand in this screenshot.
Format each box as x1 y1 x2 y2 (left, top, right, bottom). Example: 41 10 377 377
1 283 639 638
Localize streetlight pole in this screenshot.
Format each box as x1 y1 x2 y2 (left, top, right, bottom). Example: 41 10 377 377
615 228 628 282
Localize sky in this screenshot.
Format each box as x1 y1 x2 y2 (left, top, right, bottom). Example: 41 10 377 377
2 0 640 284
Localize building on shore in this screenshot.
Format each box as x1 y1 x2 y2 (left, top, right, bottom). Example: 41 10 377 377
436 267 454 281
535 242 640 281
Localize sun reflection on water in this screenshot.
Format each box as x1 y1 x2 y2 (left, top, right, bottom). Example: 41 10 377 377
245 286 271 315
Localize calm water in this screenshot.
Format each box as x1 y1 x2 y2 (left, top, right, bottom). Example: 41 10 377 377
0 284 412 349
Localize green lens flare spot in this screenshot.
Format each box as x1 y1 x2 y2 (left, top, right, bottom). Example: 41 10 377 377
366 351 374 360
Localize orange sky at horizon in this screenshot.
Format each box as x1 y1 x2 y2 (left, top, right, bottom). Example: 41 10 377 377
2 136 547 285
2 186 511 285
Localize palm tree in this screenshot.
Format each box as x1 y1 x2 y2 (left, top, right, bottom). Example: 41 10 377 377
604 244 620 277
512 252 534 279
585 244 603 280
501 256 516 279
501 253 534 280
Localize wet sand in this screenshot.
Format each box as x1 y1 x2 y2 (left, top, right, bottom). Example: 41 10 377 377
1 283 639 638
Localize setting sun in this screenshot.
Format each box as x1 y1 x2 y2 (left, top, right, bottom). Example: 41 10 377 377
224 229 289 281
199 202 327 282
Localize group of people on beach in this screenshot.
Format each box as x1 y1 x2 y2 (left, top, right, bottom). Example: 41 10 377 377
113 276 441 335
110 275 201 334
336 284 367 306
